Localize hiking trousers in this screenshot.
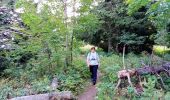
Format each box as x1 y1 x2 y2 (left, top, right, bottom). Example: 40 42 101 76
89 65 98 83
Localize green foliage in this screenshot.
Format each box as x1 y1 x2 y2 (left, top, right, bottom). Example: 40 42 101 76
165 92 170 100
0 80 13 100
6 49 90 95
164 54 170 61
126 53 149 68
0 0 92 98
77 0 156 52
14 0 67 74
58 56 90 95
0 56 10 74
96 53 169 99
100 54 122 83
147 0 170 29
97 53 170 99
143 75 157 97
96 82 114 100
75 14 100 34
0 54 90 98
0 0 170 99
119 32 145 45
126 0 151 15
127 0 170 46
79 0 93 12
0 76 52 100
31 76 51 94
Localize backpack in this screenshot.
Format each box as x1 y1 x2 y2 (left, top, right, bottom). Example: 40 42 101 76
88 52 99 61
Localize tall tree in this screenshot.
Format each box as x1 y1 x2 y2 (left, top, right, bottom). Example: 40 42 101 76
126 0 170 47
70 0 76 65
15 0 68 74
76 0 156 53
62 0 70 68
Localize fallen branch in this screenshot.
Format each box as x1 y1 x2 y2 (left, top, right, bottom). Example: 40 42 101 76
136 63 170 76
115 62 170 94
9 91 74 100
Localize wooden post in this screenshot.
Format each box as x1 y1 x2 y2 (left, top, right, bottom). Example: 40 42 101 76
123 44 126 70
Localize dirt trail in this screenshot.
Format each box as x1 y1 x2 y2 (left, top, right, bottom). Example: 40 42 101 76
78 72 101 100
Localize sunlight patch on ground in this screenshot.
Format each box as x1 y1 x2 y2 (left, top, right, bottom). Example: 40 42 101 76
153 45 170 53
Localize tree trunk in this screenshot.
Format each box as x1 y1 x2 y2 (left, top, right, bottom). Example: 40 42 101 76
108 36 112 53
70 0 76 66
106 2 113 53
9 91 74 100
63 0 69 68
107 22 113 53
70 33 73 66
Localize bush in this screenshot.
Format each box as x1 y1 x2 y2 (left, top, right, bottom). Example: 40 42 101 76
1 51 91 98
0 76 52 100
58 56 90 95
0 80 13 100
31 76 51 94
0 56 10 74
96 53 168 99
164 54 170 61
96 82 114 100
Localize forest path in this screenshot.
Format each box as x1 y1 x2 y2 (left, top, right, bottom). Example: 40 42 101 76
78 71 101 100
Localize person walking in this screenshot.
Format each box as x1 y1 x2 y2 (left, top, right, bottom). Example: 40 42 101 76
86 47 100 85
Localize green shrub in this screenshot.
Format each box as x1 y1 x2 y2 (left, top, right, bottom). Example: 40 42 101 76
164 54 170 61
96 82 114 100
96 53 168 99
0 81 13 100
1 53 91 98
0 56 10 74
58 56 90 95
0 79 27 100
31 76 51 94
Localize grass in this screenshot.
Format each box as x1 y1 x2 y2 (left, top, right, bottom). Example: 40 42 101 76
153 45 170 55
153 45 170 61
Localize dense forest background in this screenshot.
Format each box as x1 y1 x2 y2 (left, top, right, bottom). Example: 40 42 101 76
0 0 170 99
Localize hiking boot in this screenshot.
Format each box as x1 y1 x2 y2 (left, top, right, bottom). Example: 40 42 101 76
93 81 96 85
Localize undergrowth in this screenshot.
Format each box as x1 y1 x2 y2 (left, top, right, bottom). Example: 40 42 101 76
96 53 170 100
0 54 90 100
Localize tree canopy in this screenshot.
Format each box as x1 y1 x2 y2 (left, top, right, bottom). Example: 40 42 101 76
0 0 170 99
